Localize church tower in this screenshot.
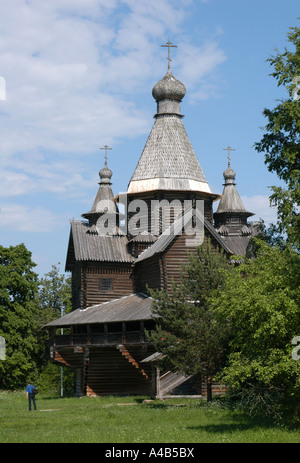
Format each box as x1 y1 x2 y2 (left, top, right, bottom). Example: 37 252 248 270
214 147 255 255
81 145 121 236
125 42 220 238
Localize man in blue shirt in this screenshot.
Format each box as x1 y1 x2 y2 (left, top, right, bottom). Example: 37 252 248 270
26 382 37 411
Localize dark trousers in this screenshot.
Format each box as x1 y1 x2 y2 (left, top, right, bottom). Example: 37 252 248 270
28 393 36 411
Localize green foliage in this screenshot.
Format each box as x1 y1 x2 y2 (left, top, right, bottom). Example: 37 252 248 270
36 263 72 327
0 244 72 391
33 263 72 370
0 244 40 389
148 239 230 400
254 25 300 249
212 238 300 415
37 363 74 396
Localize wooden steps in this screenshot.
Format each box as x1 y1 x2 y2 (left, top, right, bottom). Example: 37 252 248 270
83 346 152 396
116 344 149 380
157 371 193 398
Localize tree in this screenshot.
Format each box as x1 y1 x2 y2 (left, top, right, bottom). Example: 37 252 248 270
254 25 300 250
148 239 230 401
36 263 72 327
34 264 73 394
0 244 40 389
212 238 300 417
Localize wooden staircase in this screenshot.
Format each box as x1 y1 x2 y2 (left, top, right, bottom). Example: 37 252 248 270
116 344 149 380
157 370 227 398
157 371 193 398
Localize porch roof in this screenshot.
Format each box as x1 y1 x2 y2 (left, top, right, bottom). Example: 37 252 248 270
44 293 155 328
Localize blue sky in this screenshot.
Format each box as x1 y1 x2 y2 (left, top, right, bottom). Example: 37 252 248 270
0 0 299 277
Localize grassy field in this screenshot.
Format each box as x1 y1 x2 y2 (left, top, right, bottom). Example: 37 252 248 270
0 390 299 444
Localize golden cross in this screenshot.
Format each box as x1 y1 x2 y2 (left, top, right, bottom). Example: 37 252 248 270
100 145 112 167
223 146 235 167
161 41 178 71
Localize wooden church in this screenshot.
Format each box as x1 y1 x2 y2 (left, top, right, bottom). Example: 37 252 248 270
45 44 258 398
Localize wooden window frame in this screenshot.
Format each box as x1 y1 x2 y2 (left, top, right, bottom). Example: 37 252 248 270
99 277 113 292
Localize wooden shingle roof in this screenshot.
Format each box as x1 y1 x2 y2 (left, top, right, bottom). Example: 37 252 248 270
215 166 254 217
135 207 233 264
127 70 217 197
65 220 134 270
44 293 155 327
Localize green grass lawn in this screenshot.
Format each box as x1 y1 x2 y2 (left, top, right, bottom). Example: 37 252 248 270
0 390 299 443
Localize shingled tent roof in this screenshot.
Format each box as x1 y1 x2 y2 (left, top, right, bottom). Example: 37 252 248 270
215 166 254 216
127 70 218 198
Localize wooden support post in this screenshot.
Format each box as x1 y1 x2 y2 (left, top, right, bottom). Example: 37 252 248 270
152 366 161 399
83 348 90 396
140 321 144 342
122 322 126 343
87 324 91 344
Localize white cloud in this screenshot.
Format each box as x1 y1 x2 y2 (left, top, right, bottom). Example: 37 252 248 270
176 41 227 101
0 0 227 204
241 195 278 226
0 204 61 233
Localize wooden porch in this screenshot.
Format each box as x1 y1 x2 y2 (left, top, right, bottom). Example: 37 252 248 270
49 330 150 349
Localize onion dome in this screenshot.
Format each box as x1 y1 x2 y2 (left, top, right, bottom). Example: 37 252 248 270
222 166 237 185
152 70 186 102
152 70 186 118
98 164 113 184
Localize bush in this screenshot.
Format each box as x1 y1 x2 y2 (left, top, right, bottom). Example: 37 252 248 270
36 362 74 396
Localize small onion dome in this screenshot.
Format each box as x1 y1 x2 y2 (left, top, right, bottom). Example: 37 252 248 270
223 166 236 183
152 70 186 102
99 165 112 184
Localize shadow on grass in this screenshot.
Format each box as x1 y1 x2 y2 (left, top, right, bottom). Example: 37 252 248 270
187 412 280 434
40 395 149 404
41 395 75 400
187 422 255 433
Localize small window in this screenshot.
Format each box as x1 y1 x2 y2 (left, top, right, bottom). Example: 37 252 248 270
100 278 112 292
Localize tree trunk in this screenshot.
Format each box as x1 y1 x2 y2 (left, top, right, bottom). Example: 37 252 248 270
206 376 212 402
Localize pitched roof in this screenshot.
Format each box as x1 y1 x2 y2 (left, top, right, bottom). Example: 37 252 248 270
65 220 134 270
135 207 233 264
220 235 251 256
44 293 155 327
128 231 157 243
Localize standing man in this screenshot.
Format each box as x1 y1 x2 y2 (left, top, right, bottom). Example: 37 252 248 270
26 381 37 411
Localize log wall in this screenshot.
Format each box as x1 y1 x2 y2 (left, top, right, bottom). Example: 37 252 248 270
85 346 153 396
126 191 214 240
72 262 134 310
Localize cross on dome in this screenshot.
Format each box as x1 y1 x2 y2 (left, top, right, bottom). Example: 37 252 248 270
100 145 112 167
223 146 235 168
161 41 178 71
